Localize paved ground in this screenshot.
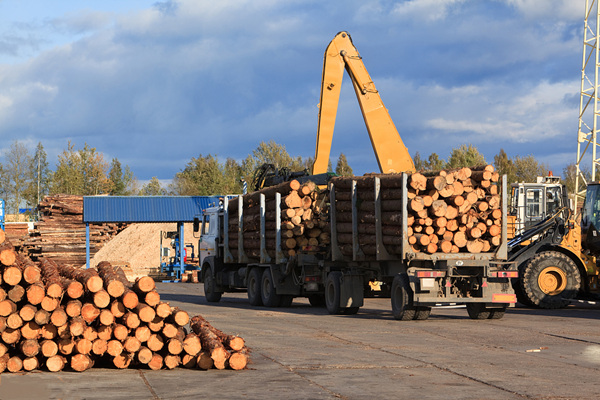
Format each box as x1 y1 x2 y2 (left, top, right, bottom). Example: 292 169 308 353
1 282 600 399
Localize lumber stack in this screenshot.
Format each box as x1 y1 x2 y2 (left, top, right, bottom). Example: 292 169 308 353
227 179 330 259
20 194 127 266
0 235 249 373
330 165 501 255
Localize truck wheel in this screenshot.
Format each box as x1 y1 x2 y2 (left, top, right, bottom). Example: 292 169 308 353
203 268 222 303
466 303 491 319
391 274 416 321
325 271 342 314
488 305 507 320
308 294 326 307
261 269 281 307
247 268 263 306
522 251 581 309
413 306 431 320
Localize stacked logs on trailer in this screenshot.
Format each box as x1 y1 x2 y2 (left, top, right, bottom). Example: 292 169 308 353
227 179 330 259
21 194 128 267
0 235 249 373
330 165 501 255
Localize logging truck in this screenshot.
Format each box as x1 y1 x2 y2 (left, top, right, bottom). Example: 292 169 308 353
196 167 518 320
195 32 517 320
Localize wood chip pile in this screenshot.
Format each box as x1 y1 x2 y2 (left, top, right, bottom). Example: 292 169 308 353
20 194 128 267
0 235 249 373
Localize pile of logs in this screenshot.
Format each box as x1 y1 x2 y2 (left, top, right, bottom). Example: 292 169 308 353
0 235 249 373
21 194 127 266
330 165 501 255
227 179 330 259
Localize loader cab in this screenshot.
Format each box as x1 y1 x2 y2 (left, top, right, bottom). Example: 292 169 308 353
509 175 565 237
581 182 600 256
197 207 220 267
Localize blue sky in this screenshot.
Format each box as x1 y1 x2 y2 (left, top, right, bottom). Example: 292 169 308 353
0 0 587 184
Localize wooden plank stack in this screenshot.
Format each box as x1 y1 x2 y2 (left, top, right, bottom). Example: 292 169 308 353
21 194 128 267
0 233 249 373
227 179 330 259
330 165 501 255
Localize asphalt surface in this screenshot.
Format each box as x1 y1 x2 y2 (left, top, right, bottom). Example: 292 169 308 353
1 282 600 399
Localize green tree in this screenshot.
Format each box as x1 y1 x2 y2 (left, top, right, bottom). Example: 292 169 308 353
446 144 486 169
171 154 224 196
413 151 425 171
107 158 134 195
425 153 445 171
1 141 31 215
493 149 516 183
51 142 109 195
335 153 353 176
512 155 548 183
222 158 243 194
140 177 166 196
24 142 51 210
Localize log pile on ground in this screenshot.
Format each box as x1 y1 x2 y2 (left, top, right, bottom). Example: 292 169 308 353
330 164 501 255
0 234 249 373
227 179 330 259
20 194 128 267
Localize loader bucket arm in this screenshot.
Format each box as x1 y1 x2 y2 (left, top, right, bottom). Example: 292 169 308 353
312 31 415 175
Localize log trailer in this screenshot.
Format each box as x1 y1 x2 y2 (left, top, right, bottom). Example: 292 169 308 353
196 32 517 320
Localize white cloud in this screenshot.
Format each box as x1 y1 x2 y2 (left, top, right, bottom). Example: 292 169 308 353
504 0 582 21
392 0 467 22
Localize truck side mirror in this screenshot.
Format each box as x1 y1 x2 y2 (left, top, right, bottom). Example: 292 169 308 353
193 216 200 232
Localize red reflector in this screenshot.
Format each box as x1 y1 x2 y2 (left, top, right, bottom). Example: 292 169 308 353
492 293 517 303
490 271 518 278
417 271 445 278
482 281 488 288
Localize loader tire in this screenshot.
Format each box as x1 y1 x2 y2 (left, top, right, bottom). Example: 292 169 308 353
522 251 581 309
247 268 263 306
203 267 222 303
391 273 416 321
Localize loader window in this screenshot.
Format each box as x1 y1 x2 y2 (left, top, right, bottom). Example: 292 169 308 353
526 188 542 219
546 186 561 215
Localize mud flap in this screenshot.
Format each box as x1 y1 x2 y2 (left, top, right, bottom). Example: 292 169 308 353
340 274 364 308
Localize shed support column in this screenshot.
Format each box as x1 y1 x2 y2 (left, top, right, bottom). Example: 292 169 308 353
86 222 90 269
179 221 185 279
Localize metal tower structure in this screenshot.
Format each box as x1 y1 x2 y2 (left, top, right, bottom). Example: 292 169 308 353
576 0 600 210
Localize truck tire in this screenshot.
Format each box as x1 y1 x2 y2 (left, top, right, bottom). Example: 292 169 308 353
391 273 416 321
308 294 326 307
466 303 491 319
325 271 342 314
413 306 431 320
522 251 581 309
261 269 281 307
488 305 507 320
203 267 222 303
247 268 263 306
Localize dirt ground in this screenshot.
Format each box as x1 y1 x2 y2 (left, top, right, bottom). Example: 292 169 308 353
89 223 197 280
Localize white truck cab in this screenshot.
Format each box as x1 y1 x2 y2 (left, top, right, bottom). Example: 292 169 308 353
198 206 220 268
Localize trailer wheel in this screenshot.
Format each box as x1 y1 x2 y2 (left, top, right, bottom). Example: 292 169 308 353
261 269 281 307
308 294 326 307
325 271 342 314
391 274 416 321
203 267 222 303
488 305 507 320
466 303 491 319
413 306 431 320
522 251 581 309
247 268 263 306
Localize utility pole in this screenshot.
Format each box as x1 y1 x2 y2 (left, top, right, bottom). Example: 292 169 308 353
576 0 600 211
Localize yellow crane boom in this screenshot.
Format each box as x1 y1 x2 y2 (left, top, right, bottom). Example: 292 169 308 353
312 31 415 175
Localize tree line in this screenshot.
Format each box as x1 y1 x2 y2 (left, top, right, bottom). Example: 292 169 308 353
0 140 573 217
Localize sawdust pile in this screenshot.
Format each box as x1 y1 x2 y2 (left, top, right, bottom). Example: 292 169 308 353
89 222 196 280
